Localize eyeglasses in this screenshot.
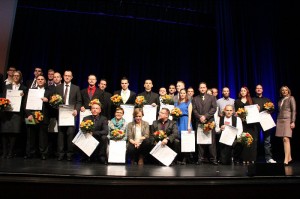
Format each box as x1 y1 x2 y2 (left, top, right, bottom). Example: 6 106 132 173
8 69 16 71
35 70 42 72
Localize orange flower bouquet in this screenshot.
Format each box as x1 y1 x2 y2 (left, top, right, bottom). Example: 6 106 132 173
135 96 146 108
237 132 253 147
0 98 12 111
236 108 247 122
161 95 174 105
80 119 94 134
49 94 63 108
153 130 167 143
33 111 44 123
170 107 182 120
263 102 274 112
200 121 215 132
110 129 125 140
89 98 101 107
111 94 122 107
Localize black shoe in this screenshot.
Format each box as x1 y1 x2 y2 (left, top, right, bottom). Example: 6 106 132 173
211 161 218 165
67 157 73 161
57 155 64 161
99 156 107 165
24 155 31 159
196 160 203 165
41 155 47 160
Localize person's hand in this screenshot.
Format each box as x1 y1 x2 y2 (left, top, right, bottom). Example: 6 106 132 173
161 138 168 146
28 115 34 121
41 97 48 102
291 122 295 129
72 110 77 116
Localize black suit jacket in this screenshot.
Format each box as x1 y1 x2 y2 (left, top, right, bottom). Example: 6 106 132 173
192 94 217 125
81 87 102 109
151 119 179 143
113 90 136 105
138 91 160 106
82 115 108 137
99 90 112 120
54 83 82 112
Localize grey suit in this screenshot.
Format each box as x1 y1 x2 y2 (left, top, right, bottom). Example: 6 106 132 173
192 94 217 163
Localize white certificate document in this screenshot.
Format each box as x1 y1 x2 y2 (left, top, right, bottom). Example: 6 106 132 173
219 125 238 146
142 105 157 125
108 140 126 163
25 89 45 110
120 104 134 123
48 118 58 133
150 141 177 166
260 111 276 131
181 130 195 152
160 104 174 120
245 104 260 124
79 109 92 122
72 130 99 157
196 126 212 144
6 89 22 112
59 105 75 126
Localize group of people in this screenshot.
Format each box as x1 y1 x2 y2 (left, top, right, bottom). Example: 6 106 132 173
0 66 296 166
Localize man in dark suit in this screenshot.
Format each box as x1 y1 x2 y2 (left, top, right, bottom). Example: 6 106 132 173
24 75 51 160
98 78 112 120
151 108 180 164
54 70 82 161
138 79 160 115
113 77 136 105
192 82 218 165
26 67 43 89
81 102 108 164
80 74 102 114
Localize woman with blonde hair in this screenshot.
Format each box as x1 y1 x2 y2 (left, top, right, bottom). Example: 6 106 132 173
275 86 296 165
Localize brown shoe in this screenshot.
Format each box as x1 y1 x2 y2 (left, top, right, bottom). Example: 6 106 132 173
138 156 144 165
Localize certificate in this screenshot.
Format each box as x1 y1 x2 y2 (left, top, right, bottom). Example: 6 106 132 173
72 130 99 157
80 109 92 122
25 89 45 110
6 89 23 112
181 131 195 152
245 104 260 124
58 105 75 126
150 141 177 166
160 104 174 120
120 104 134 123
259 111 276 131
196 126 212 144
219 125 238 146
108 140 127 163
142 105 157 125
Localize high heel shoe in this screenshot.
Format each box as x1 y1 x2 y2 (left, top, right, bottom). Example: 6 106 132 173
288 160 294 164
284 163 289 166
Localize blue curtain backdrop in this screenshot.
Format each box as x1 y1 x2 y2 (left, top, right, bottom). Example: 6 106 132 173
8 0 300 160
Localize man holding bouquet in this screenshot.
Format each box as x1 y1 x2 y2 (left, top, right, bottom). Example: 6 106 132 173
252 84 276 163
81 102 109 164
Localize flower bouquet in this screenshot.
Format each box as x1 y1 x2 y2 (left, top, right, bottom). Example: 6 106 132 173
263 102 274 112
237 132 253 147
49 94 63 108
89 98 101 107
236 108 247 122
80 119 94 134
161 95 174 105
111 94 122 107
135 96 146 108
33 111 44 123
110 129 125 140
0 98 12 111
170 107 182 120
153 130 167 143
200 121 215 132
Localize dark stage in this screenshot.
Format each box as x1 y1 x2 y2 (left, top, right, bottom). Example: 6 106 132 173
0 157 299 198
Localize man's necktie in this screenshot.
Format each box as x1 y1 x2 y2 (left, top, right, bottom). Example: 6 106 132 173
88 88 93 99
31 79 37 88
63 84 69 104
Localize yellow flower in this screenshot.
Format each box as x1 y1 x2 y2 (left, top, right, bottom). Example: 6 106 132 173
111 94 122 106
80 119 94 134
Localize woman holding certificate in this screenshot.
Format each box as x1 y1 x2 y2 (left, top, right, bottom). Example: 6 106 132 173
234 86 258 165
1 71 27 159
